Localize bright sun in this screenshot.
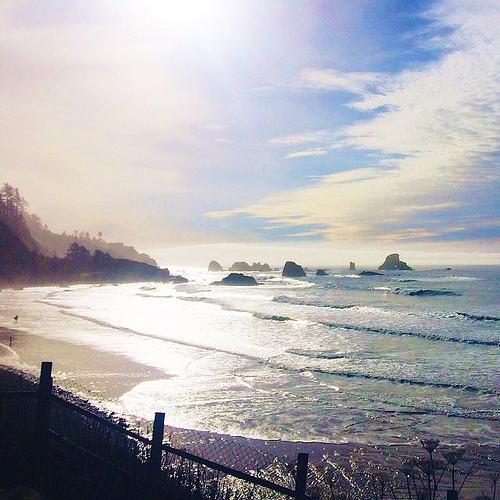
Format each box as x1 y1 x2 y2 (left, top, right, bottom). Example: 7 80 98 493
126 0 235 33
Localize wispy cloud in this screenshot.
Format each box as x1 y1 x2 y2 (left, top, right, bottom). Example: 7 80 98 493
284 149 327 159
296 68 383 94
209 0 500 245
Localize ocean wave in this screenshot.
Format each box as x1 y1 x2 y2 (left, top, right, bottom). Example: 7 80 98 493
136 293 174 299
321 320 500 346
286 348 345 360
343 390 500 422
252 312 294 322
273 295 357 309
301 365 500 397
456 312 500 322
392 288 460 297
55 309 264 363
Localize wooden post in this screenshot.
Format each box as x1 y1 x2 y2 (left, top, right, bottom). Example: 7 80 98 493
150 412 165 475
36 361 53 436
295 453 308 500
35 361 53 482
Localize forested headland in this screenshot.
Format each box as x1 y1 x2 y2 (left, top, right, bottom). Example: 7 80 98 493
0 183 171 286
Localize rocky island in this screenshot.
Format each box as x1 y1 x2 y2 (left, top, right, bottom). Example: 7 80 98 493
229 261 272 272
378 253 413 271
208 260 224 272
210 273 258 286
282 261 306 277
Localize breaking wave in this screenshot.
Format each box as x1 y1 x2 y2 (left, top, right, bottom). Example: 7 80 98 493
456 312 500 322
253 312 294 322
273 295 357 309
392 288 460 297
286 348 345 360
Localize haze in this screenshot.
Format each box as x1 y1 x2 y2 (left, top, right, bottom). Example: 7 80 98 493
1 0 499 267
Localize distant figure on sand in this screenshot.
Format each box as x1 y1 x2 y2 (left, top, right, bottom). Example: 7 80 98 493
14 315 18 321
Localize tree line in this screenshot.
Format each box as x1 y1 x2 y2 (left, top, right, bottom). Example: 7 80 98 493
0 183 170 286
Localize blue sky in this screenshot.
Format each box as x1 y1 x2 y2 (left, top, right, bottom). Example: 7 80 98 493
1 0 499 266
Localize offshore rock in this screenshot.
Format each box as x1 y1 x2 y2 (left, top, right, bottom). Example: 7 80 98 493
208 260 224 272
282 261 306 278
229 261 272 272
359 270 383 276
378 253 413 271
316 269 328 276
171 275 188 284
211 273 258 286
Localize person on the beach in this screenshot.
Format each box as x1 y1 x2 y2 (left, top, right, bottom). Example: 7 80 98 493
14 315 18 321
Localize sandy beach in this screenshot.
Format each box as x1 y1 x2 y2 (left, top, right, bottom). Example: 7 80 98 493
0 325 166 400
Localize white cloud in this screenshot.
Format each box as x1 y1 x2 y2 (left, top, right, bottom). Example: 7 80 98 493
209 0 500 245
296 68 383 94
285 149 327 159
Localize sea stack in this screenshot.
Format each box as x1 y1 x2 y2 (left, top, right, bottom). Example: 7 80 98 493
282 261 306 277
208 260 224 272
378 253 413 271
349 261 356 270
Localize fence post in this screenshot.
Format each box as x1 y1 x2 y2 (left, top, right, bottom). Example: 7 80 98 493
150 412 165 476
36 361 53 437
35 361 53 484
295 453 309 500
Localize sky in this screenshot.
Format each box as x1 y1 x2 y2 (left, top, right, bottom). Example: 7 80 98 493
1 0 499 267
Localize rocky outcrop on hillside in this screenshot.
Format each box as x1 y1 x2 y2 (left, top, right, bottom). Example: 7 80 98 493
282 261 306 278
0 223 172 286
378 253 413 271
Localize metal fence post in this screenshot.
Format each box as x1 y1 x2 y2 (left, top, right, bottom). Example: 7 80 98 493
295 452 309 500
150 412 165 475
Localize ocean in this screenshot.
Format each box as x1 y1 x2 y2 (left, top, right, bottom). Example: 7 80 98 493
1 264 499 448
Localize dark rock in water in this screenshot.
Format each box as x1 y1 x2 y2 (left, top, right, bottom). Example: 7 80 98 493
229 261 272 272
359 270 383 276
349 261 356 270
378 253 413 271
172 275 188 284
211 273 258 286
316 269 328 276
208 260 224 272
282 261 306 277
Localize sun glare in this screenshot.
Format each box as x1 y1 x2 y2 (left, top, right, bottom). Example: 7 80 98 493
125 0 235 34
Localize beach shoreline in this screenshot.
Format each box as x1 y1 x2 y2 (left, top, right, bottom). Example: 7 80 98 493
1 322 499 497
0 325 166 400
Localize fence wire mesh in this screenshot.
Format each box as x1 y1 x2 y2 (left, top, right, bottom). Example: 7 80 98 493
3 364 500 500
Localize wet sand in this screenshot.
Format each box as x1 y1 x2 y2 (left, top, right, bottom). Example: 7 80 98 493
0 325 166 400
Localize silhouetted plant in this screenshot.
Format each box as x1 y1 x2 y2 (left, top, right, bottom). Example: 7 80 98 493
490 473 499 500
